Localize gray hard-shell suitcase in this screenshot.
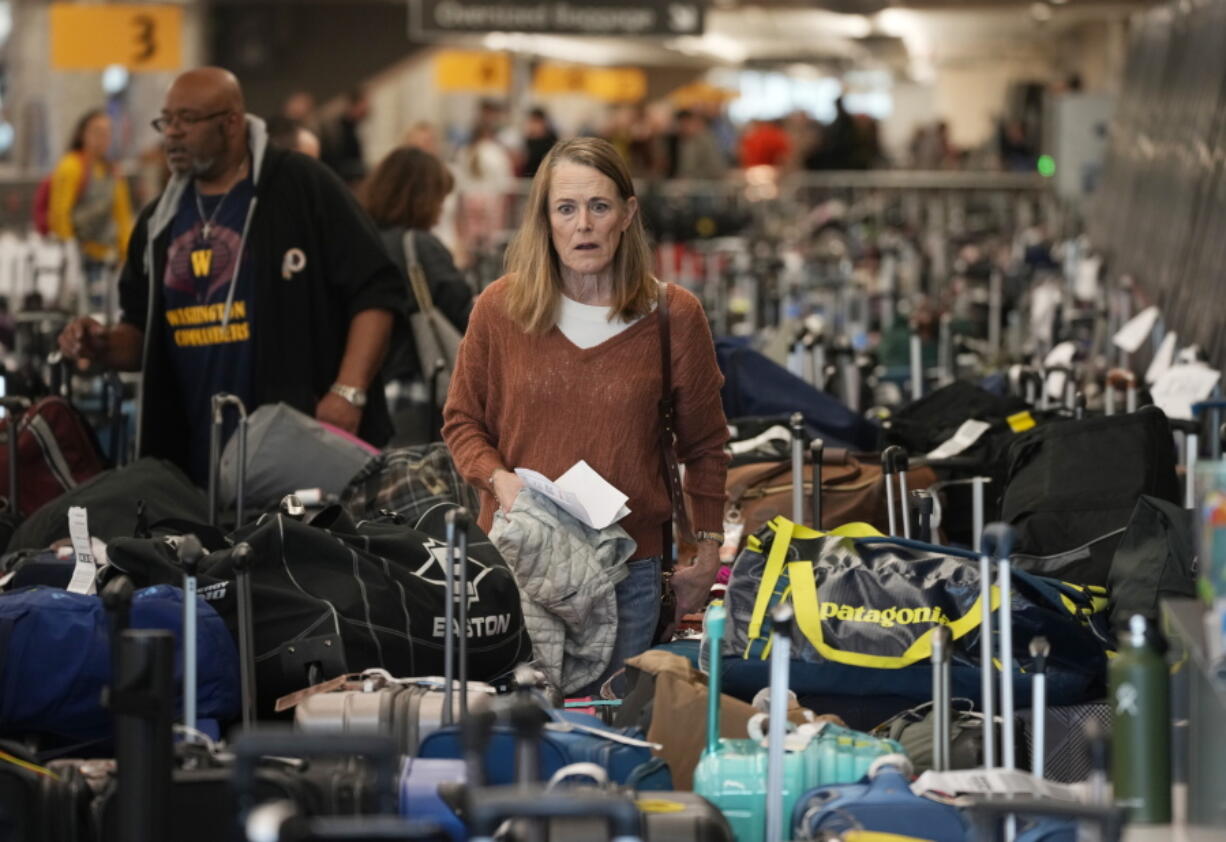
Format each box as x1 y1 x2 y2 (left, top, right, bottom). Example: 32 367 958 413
292 671 494 755
288 507 497 755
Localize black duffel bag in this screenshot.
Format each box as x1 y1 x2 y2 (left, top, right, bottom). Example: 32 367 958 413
1001 406 1181 585
107 503 532 719
8 457 207 551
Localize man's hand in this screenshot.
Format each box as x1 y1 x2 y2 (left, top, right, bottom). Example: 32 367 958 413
670 541 721 620
58 317 110 372
315 391 362 434
491 469 524 513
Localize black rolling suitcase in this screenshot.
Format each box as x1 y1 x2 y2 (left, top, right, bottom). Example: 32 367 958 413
0 742 93 842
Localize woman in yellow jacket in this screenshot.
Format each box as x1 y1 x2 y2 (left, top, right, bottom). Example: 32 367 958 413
49 110 133 309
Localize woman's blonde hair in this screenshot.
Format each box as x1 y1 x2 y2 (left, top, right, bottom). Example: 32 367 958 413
503 137 654 335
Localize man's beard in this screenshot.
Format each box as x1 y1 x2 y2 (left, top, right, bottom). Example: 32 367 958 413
166 132 227 179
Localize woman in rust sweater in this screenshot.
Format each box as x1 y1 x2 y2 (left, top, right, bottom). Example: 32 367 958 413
442 137 728 678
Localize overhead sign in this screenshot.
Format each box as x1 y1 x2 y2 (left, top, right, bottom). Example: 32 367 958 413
50 3 183 71
435 51 511 93
410 0 705 37
533 64 646 103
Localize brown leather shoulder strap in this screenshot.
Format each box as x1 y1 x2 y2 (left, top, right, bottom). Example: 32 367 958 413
657 284 692 564
658 283 673 398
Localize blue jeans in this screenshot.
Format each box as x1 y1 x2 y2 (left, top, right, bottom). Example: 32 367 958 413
583 556 661 697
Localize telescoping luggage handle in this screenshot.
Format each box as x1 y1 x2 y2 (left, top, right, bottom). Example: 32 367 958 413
790 413 805 525
177 535 205 740
765 603 794 842
912 489 935 544
232 542 258 730
1029 636 1050 779
442 507 471 727
0 396 30 515
1105 369 1138 416
107 629 175 842
207 392 248 528
978 523 1016 770
930 624 952 772
881 446 911 539
788 414 825 531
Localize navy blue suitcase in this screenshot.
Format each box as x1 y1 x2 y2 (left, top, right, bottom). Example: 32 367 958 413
791 757 967 841
417 708 672 790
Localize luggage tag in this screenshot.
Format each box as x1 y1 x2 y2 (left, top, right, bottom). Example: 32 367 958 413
542 715 663 750
926 419 991 459
66 506 104 595
746 712 815 752
1006 411 1036 433
720 519 744 563
273 673 368 712
359 668 497 695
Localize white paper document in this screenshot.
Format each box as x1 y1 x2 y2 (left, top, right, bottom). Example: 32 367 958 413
1113 306 1160 354
515 460 630 530
1150 364 1221 421
927 419 992 460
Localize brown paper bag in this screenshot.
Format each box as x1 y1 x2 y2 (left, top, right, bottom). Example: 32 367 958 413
624 651 844 790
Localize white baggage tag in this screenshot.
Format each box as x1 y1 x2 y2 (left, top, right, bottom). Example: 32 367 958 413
1074 256 1101 302
66 506 98 595
1042 342 1077 401
1150 364 1221 421
1112 305 1160 354
1145 332 1178 385
926 419 991 460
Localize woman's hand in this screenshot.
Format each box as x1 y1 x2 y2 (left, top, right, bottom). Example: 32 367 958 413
491 469 524 513
670 540 721 619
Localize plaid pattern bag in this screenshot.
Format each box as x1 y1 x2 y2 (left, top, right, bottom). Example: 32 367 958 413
341 443 479 526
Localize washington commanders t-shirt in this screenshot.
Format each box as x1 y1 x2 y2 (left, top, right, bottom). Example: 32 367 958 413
162 179 257 484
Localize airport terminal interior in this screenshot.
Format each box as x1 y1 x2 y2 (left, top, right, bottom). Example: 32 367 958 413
0 0 1223 840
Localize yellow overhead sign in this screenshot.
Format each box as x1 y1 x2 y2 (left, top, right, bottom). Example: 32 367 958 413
586 68 646 103
50 4 183 72
532 64 646 103
435 51 511 93
533 63 590 96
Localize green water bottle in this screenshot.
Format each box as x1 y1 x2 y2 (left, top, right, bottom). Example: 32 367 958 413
1108 614 1171 823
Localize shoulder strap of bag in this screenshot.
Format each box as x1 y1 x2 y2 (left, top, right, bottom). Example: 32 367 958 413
658 284 692 567
402 230 435 314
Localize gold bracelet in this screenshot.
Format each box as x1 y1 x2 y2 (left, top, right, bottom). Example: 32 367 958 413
694 530 725 545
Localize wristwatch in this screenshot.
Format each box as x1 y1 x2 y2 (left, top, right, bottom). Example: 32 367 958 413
694 530 725 545
329 383 367 408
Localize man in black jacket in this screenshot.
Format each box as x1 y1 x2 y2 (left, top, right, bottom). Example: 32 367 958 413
58 67 404 484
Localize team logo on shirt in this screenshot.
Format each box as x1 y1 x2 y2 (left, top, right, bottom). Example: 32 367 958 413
190 248 213 280
282 247 307 280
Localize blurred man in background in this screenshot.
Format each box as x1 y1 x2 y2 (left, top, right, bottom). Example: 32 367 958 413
58 67 404 484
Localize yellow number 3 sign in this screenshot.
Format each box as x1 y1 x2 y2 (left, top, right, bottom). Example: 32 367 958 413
51 3 183 72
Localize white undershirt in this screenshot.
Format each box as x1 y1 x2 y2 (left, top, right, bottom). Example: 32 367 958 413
557 293 641 349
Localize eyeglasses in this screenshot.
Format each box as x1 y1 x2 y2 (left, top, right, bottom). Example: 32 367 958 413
151 110 231 133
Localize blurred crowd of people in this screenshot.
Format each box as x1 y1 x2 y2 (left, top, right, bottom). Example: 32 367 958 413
43 81 1042 285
